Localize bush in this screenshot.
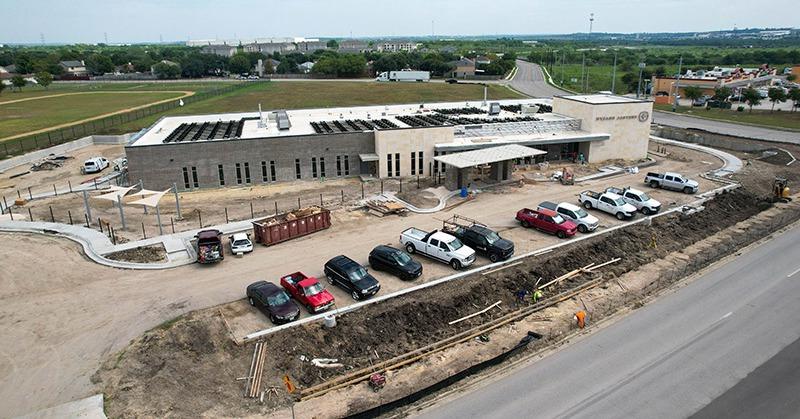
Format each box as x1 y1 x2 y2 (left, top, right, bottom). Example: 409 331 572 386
737 106 745 112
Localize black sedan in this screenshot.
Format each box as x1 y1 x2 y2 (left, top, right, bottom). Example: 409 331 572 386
246 281 300 324
324 255 381 301
369 245 422 280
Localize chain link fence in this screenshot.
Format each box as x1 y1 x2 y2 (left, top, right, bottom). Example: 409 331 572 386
0 82 253 160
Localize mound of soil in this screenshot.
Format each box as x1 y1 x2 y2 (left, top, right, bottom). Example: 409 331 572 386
98 190 780 417
105 244 167 263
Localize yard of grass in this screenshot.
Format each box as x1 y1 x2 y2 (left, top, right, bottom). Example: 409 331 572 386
103 81 523 134
0 91 185 139
654 104 800 131
0 81 231 102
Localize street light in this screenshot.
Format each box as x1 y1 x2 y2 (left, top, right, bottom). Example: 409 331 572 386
636 62 646 99
611 50 618 94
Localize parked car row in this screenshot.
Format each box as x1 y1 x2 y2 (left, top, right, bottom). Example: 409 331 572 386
242 171 698 325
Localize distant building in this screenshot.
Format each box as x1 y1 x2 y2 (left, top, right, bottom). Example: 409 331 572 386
298 61 315 73
59 60 88 76
447 57 476 78
375 40 419 53
202 44 238 57
150 60 180 73
338 40 371 54
295 40 327 52
475 55 492 65
0 65 15 79
244 41 296 55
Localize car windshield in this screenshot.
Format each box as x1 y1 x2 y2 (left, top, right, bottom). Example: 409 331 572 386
553 215 566 224
639 192 651 201
484 231 501 244
233 240 249 246
349 267 368 281
267 291 290 306
448 238 464 250
393 251 412 266
575 208 589 218
614 197 626 206
303 283 323 296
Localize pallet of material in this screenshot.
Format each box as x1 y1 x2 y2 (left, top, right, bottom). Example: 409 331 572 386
365 200 408 216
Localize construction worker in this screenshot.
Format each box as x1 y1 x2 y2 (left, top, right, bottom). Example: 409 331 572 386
574 310 587 329
515 289 529 307
532 288 543 303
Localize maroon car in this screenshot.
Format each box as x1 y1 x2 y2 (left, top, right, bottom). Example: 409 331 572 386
246 281 301 324
516 208 577 239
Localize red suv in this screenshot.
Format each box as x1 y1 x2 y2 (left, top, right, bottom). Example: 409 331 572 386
516 208 577 239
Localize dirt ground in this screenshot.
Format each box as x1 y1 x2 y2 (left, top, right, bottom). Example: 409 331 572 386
0 144 125 198
105 244 167 263
3 134 797 417
94 189 800 418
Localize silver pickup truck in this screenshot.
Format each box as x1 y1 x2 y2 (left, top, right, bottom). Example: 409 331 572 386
400 228 476 270
606 187 662 215
644 172 699 194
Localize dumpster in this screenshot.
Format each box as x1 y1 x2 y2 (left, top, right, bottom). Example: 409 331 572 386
252 206 331 246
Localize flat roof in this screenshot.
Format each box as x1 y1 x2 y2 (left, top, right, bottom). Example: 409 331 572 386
556 94 650 105
433 145 546 168
130 99 565 147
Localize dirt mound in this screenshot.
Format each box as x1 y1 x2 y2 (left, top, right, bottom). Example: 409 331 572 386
98 190 780 417
105 244 167 263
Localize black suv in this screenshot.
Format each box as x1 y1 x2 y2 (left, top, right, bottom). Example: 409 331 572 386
324 255 381 301
449 225 514 262
368 245 422 281
246 281 300 324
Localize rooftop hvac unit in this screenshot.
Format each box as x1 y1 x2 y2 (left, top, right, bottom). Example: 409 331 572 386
488 102 501 115
275 110 291 130
521 104 540 115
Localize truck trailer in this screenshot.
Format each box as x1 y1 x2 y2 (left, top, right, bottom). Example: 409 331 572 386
375 70 430 82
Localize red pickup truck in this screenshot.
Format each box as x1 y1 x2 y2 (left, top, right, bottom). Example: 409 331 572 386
280 272 335 314
516 208 577 239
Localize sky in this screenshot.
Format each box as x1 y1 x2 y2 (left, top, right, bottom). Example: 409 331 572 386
0 0 797 44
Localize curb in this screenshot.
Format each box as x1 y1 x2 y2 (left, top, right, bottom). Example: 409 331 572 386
654 109 800 133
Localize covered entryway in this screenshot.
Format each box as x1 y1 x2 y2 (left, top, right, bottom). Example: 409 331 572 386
358 153 379 179
433 144 546 190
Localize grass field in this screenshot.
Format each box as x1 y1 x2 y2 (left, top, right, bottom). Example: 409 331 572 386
0 91 185 139
0 82 229 102
655 104 800 131
103 81 523 134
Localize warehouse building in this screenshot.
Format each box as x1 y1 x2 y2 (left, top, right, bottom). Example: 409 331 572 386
126 95 652 191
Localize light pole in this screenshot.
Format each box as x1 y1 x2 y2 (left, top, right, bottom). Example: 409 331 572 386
636 62 646 99
672 56 683 111
581 53 586 93
611 51 617 94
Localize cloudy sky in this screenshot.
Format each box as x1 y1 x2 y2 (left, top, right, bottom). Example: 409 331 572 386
1 0 796 44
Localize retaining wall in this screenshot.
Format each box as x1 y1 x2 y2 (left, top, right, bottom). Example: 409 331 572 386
651 126 768 152
0 134 132 173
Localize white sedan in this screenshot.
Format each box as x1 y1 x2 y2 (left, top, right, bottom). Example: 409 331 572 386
229 232 253 254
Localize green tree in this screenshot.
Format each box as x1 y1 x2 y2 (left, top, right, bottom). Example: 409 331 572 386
11 75 26 91
683 86 703 106
741 88 762 113
86 54 114 74
34 71 53 89
326 39 339 49
767 87 787 112
152 62 181 79
787 74 797 83
0 82 6 96
788 87 800 112
228 54 251 75
712 86 732 102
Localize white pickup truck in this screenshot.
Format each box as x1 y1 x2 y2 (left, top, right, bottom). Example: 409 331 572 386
644 172 699 194
578 190 638 220
605 187 662 215
400 228 476 270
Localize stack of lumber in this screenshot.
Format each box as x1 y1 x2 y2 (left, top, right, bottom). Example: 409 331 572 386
244 342 267 398
365 200 408 217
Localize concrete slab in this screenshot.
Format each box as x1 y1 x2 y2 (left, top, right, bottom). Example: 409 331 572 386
15 394 106 419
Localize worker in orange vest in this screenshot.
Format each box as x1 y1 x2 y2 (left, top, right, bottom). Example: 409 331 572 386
574 310 587 329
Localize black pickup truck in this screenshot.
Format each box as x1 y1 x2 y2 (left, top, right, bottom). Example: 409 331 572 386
442 215 514 262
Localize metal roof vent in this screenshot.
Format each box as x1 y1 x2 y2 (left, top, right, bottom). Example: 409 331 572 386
275 110 291 130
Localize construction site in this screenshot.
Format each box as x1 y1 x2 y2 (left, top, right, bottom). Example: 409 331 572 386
4 92 800 418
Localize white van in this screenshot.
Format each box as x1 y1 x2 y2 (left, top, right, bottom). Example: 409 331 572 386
83 157 109 174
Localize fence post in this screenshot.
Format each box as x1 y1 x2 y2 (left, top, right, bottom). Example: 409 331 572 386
172 183 182 220
53 184 58 196
82 190 92 222
28 207 33 221
417 175 420 189
320 193 323 206
17 190 21 199
8 206 12 220
85 213 90 227
49 206 55 222
341 190 344 203
28 187 32 200
361 183 365 199
171 217 175 233
98 218 103 233
275 201 278 215
68 210 73 225
68 180 72 193
250 201 254 219
225 207 229 223
399 179 403 193
298 197 301 209
141 222 146 239
198 210 203 228
381 180 384 194
2 196 7 214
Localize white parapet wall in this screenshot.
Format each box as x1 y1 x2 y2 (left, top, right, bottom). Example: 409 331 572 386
0 134 132 173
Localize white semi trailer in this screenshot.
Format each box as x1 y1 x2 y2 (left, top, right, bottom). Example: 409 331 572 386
375 70 430 82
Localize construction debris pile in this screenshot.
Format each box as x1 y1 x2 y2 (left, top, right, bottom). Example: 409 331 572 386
364 200 408 217
261 206 324 226
30 155 72 171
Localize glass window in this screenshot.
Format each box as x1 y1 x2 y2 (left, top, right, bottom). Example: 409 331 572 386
336 156 342 176
270 161 276 181
344 155 350 175
303 283 324 296
312 157 318 178
439 242 449 251
386 154 393 177
218 164 225 186
484 231 500 244
348 267 368 281
182 167 190 189
244 162 251 183
320 157 326 178
261 161 268 182
430 238 439 247
393 251 412 266
448 238 464 250
235 163 242 184
576 208 589 218
266 292 290 306
395 153 400 177
411 152 416 175
295 159 301 179
191 166 199 188
553 215 566 224
418 151 423 176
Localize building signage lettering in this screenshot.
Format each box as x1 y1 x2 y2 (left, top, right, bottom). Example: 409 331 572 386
595 111 650 123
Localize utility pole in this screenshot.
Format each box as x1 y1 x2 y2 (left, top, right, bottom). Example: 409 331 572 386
637 62 646 99
672 56 683 111
611 51 617 94
561 50 565 85
581 53 586 93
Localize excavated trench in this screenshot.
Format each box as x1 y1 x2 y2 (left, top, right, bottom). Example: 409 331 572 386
99 189 791 418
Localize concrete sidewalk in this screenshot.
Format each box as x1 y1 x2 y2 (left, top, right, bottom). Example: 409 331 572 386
650 135 743 177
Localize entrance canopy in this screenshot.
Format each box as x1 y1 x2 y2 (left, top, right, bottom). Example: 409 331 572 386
433 144 546 169
358 153 380 162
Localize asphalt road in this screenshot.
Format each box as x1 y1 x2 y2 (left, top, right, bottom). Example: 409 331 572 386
653 111 800 144
417 224 800 419
509 60 570 98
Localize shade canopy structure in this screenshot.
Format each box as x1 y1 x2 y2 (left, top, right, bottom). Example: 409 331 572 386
128 189 171 207
433 144 546 169
92 185 137 202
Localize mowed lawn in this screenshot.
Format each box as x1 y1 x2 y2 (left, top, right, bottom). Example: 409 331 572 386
107 81 524 133
655 104 800 131
0 82 230 102
0 91 184 139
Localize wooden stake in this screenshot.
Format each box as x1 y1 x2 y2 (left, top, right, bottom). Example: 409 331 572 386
448 300 502 325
